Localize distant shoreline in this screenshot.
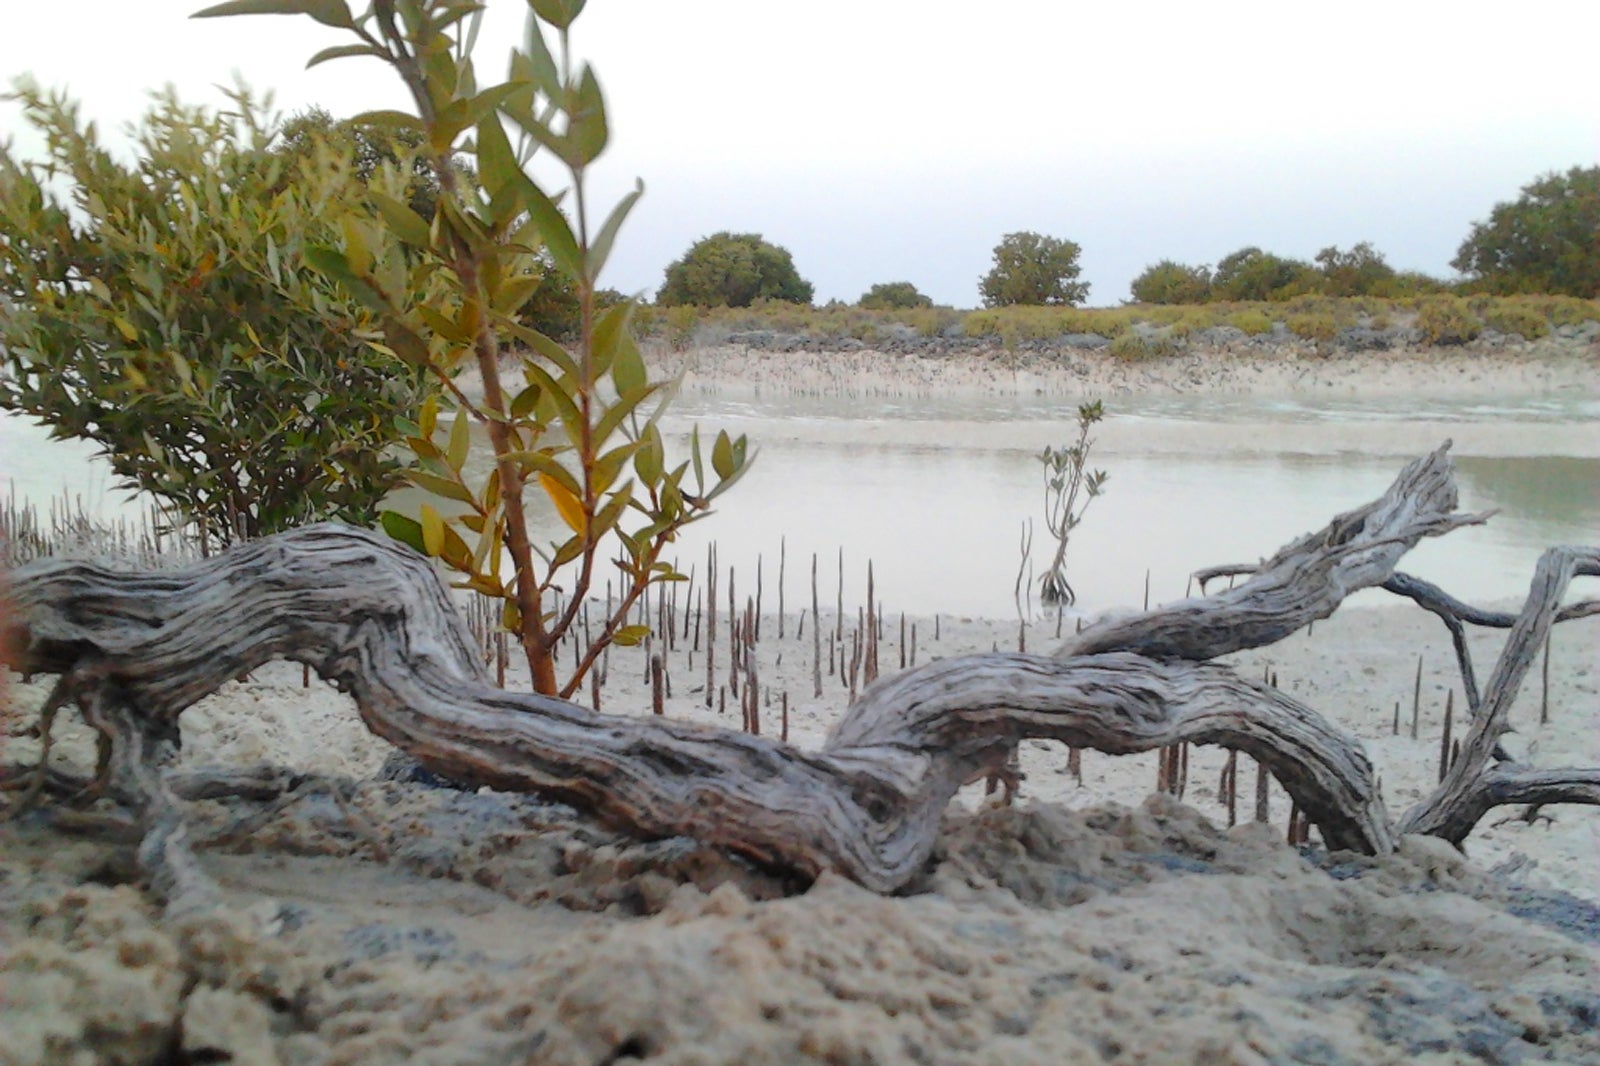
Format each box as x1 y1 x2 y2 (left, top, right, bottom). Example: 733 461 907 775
647 335 1599 402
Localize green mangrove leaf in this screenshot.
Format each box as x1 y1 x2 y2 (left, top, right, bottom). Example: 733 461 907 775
348 109 425 134
611 623 649 647
406 469 474 505
307 43 384 69
380 510 426 554
551 534 585 568
516 19 560 97
633 422 662 485
370 191 432 249
610 331 646 397
711 429 734 480
593 381 656 444
587 179 642 279
509 380 542 419
475 111 520 197
567 65 607 166
504 323 579 379
192 0 354 28
419 394 439 438
528 0 585 31
690 424 704 493
591 441 639 495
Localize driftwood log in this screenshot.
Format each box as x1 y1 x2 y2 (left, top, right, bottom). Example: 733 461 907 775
4 442 1597 897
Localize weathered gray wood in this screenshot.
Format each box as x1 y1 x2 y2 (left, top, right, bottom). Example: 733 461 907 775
5 443 1592 894
1397 546 1600 842
1381 569 1599 714
5 533 1401 890
1059 443 1488 661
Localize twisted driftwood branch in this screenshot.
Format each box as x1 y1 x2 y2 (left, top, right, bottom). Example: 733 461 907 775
7 442 1586 894
1194 565 1600 717
1379 570 1600 713
1397 546 1600 842
1059 448 1489 661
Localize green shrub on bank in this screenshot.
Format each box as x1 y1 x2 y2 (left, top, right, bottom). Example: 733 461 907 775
961 306 1131 345
1129 260 1213 304
1108 331 1180 361
1286 312 1339 345
1165 310 1210 338
979 231 1089 307
664 306 699 350
859 281 933 309
1530 295 1600 328
1452 166 1600 298
1481 301 1551 340
1226 309 1275 335
0 82 433 546
657 232 813 308
633 295 1593 352
653 301 962 347
1417 297 1484 345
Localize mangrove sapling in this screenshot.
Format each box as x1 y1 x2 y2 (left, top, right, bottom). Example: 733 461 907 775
1037 400 1109 606
194 0 749 699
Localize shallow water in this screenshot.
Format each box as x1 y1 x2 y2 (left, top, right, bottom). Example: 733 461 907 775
5 389 1596 618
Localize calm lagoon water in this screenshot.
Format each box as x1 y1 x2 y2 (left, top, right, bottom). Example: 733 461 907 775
5 388 1596 619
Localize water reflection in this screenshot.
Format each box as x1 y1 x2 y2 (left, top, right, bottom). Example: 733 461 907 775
5 391 1595 619
1454 456 1600 532
631 443 1599 618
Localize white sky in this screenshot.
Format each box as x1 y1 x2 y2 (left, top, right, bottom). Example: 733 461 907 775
3 0 1596 307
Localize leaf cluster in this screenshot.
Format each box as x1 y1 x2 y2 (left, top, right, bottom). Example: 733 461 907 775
656 232 814 308
857 281 933 310
195 0 751 696
1415 296 1483 346
1035 400 1108 606
1129 260 1213 305
1131 243 1422 305
1452 166 1600 298
0 81 433 545
979 232 1089 308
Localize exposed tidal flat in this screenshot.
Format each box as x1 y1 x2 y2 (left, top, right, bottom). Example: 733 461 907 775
3 337 1599 1064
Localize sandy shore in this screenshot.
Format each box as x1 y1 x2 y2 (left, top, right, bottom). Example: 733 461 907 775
4 341 1598 1063
5 596 1599 1063
651 337 1599 402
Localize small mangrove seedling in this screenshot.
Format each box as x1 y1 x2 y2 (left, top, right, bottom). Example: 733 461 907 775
1037 400 1109 606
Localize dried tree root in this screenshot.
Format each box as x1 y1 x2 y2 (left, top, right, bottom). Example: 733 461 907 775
1397 546 1600 843
6 443 1593 893
1197 565 1598 718
1380 570 1598 713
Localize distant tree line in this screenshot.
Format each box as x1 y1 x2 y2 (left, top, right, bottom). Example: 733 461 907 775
653 166 1596 311
1127 242 1440 305
1129 167 1598 304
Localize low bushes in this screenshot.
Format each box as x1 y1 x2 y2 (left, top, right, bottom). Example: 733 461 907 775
1416 297 1484 345
628 296 1595 352
1108 331 1181 361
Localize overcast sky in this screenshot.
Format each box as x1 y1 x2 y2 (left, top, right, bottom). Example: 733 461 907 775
3 0 1596 308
